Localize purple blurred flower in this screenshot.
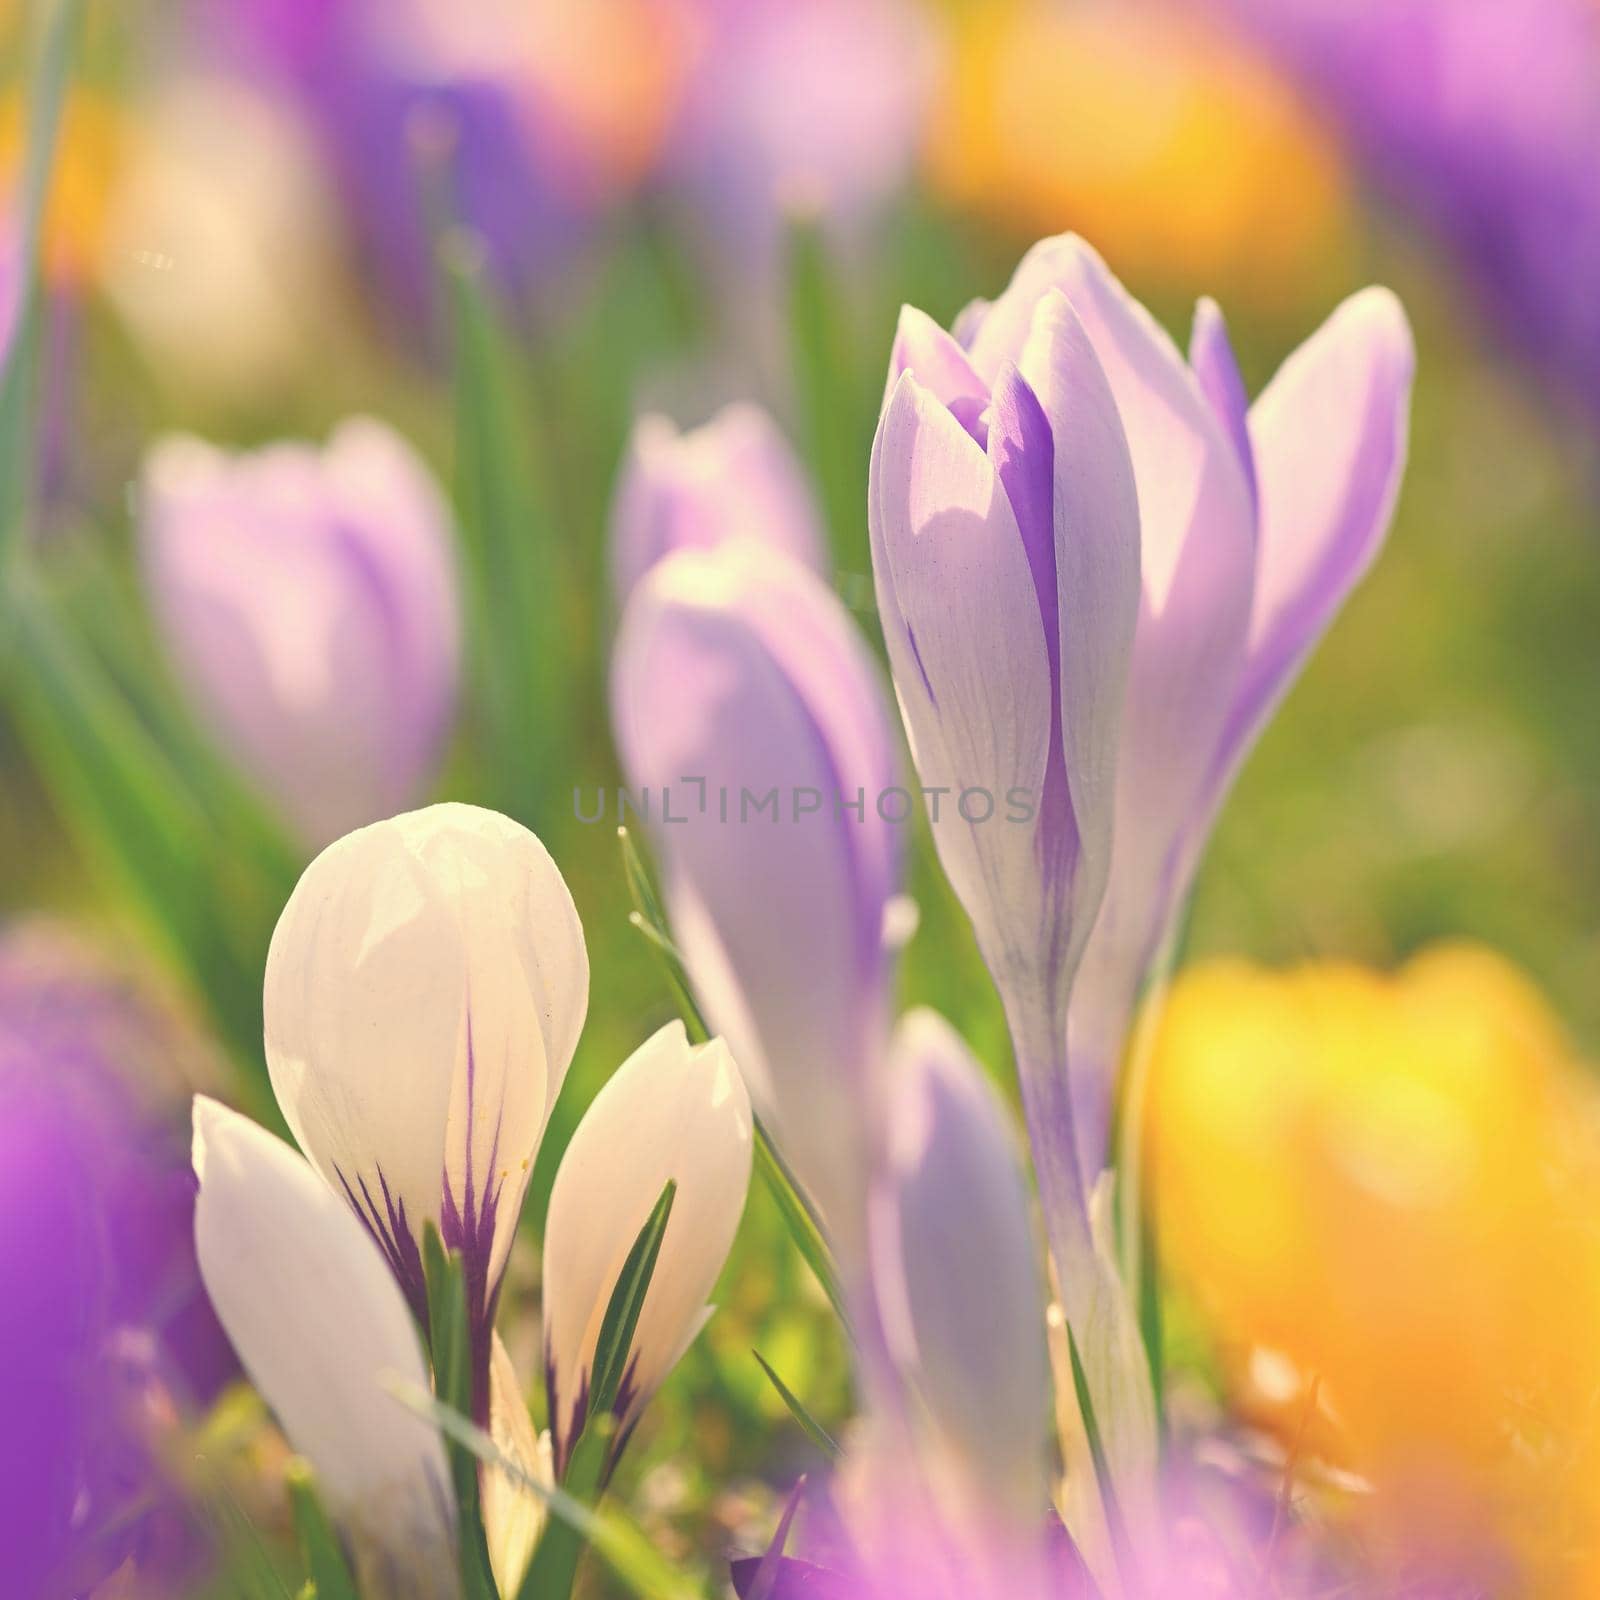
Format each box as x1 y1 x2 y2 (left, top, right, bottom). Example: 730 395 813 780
610 403 828 609
217 0 681 317
611 540 900 1253
0 924 234 1593
140 417 461 851
1214 0 1600 421
668 0 938 256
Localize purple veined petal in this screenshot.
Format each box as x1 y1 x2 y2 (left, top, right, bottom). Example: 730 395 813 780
886 305 991 414
1014 290 1143 971
731 1555 853 1599
611 543 899 1247
869 1010 1050 1523
1205 286 1415 821
609 403 828 608
1189 296 1258 511
869 372 1054 984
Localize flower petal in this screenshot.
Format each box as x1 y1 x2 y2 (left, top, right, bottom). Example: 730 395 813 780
611 543 898 1240
483 1333 549 1599
1188 296 1257 511
264 803 589 1330
870 371 1053 982
542 1024 752 1476
191 1096 457 1597
871 1009 1050 1522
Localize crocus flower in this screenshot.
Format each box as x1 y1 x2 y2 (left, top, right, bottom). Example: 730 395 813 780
0 924 235 1594
869 244 1154 1490
1016 240 1412 1178
612 541 900 1252
263 802 589 1397
1209 0 1600 424
868 1009 1049 1528
192 1096 460 1598
140 418 461 851
610 403 828 608
542 1020 752 1477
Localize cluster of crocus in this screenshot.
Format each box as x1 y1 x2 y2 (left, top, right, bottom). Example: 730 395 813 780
193 802 753 1597
0 924 235 1596
613 227 1413 1591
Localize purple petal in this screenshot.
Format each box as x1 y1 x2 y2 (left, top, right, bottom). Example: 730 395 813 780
1209 286 1415 814
1189 296 1258 511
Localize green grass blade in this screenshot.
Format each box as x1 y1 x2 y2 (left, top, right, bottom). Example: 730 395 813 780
388 1383 710 1600
0 0 85 557
751 1351 840 1460
590 1179 677 1421
1066 1324 1141 1596
421 1225 498 1600
286 1462 358 1600
444 233 565 829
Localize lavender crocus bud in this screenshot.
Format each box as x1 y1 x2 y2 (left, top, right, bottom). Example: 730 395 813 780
263 803 589 1392
192 1097 459 1599
870 1010 1050 1526
978 240 1413 1177
542 1022 752 1477
870 244 1154 1500
610 404 828 608
139 418 461 851
611 541 900 1252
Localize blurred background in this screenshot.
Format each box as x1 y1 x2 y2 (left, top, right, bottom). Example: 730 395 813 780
3 0 1599 1594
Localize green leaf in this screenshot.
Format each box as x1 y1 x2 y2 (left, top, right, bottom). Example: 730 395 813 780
388 1382 711 1600
751 1351 840 1460
0 0 85 558
590 1179 677 1422
421 1225 498 1600
785 210 870 574
0 575 285 1119
1066 1324 1141 1596
444 232 565 829
286 1461 358 1600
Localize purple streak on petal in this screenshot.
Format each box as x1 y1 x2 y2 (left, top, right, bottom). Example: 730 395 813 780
1189 297 1258 512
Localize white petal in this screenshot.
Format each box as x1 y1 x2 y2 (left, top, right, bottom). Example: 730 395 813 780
483 1334 549 1599
191 1096 457 1597
264 802 589 1318
542 1023 753 1473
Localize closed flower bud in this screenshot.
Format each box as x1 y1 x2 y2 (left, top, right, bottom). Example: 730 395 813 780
542 1022 752 1477
140 417 461 850
609 404 827 609
263 803 589 1385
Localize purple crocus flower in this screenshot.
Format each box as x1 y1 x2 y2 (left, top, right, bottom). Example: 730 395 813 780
870 245 1155 1486
611 540 901 1256
610 403 828 609
139 418 461 852
0 924 235 1594
1210 0 1600 424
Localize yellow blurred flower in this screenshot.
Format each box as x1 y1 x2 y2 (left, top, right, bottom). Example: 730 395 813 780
927 0 1349 304
1 89 122 284
1148 946 1600 1593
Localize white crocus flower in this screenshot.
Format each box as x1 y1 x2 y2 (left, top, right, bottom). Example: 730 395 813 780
542 1022 753 1476
263 802 589 1375
192 1096 459 1600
